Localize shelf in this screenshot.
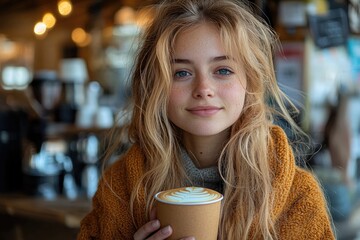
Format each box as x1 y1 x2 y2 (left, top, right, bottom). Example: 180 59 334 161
45 123 112 139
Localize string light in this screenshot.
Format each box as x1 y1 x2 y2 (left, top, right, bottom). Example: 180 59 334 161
58 0 73 16
34 22 47 36
33 1 71 37
71 27 91 47
42 12 56 29
115 7 136 25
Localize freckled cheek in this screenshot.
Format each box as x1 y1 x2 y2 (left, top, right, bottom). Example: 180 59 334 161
219 84 246 101
219 86 246 117
168 87 187 108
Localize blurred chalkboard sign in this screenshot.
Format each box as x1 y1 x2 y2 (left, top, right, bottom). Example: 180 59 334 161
309 9 348 49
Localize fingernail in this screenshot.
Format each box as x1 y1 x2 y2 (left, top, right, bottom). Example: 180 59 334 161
161 225 171 235
151 220 160 228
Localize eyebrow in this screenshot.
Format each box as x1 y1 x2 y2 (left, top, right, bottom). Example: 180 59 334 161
171 55 230 64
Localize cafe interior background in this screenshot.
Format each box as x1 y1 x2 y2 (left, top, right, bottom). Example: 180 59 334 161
0 0 359 239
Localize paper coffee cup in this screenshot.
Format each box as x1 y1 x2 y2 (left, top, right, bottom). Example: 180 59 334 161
155 187 223 240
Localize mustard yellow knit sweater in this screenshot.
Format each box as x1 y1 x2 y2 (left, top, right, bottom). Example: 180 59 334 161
77 126 335 239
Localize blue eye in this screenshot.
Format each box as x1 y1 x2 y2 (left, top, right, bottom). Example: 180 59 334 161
174 70 191 78
216 68 233 75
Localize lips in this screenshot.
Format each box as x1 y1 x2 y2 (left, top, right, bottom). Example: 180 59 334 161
186 106 222 117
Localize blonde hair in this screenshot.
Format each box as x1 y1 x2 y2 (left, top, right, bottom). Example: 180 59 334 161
111 0 303 239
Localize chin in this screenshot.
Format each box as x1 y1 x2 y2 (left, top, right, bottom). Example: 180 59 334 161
184 127 229 137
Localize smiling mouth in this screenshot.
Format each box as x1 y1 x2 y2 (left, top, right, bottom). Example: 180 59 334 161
187 106 222 117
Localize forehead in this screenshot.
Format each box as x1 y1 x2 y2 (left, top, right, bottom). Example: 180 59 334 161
174 21 219 42
172 22 226 55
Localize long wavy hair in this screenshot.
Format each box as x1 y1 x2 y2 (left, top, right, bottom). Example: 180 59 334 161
108 0 302 239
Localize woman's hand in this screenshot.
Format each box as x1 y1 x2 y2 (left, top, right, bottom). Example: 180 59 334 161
133 219 173 240
133 208 195 240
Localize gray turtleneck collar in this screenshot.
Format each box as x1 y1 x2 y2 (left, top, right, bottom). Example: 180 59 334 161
180 147 223 193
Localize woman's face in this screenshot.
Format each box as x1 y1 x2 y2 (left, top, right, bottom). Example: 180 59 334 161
167 22 247 138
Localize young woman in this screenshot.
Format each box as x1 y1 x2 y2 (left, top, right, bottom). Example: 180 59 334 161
78 0 335 239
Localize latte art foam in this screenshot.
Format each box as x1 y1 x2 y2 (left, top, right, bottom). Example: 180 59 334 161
155 187 223 205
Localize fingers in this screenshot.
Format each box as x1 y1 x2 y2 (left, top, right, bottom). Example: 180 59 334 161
147 225 172 240
133 220 173 240
133 220 160 240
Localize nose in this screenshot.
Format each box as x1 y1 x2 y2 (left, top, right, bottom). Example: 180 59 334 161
192 74 215 99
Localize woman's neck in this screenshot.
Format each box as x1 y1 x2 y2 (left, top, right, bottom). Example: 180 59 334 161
182 129 229 168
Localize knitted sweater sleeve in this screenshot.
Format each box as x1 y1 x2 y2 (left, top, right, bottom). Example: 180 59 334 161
277 167 335 239
270 126 335 239
77 145 145 239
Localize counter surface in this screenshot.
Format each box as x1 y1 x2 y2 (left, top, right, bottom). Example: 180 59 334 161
0 194 91 228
